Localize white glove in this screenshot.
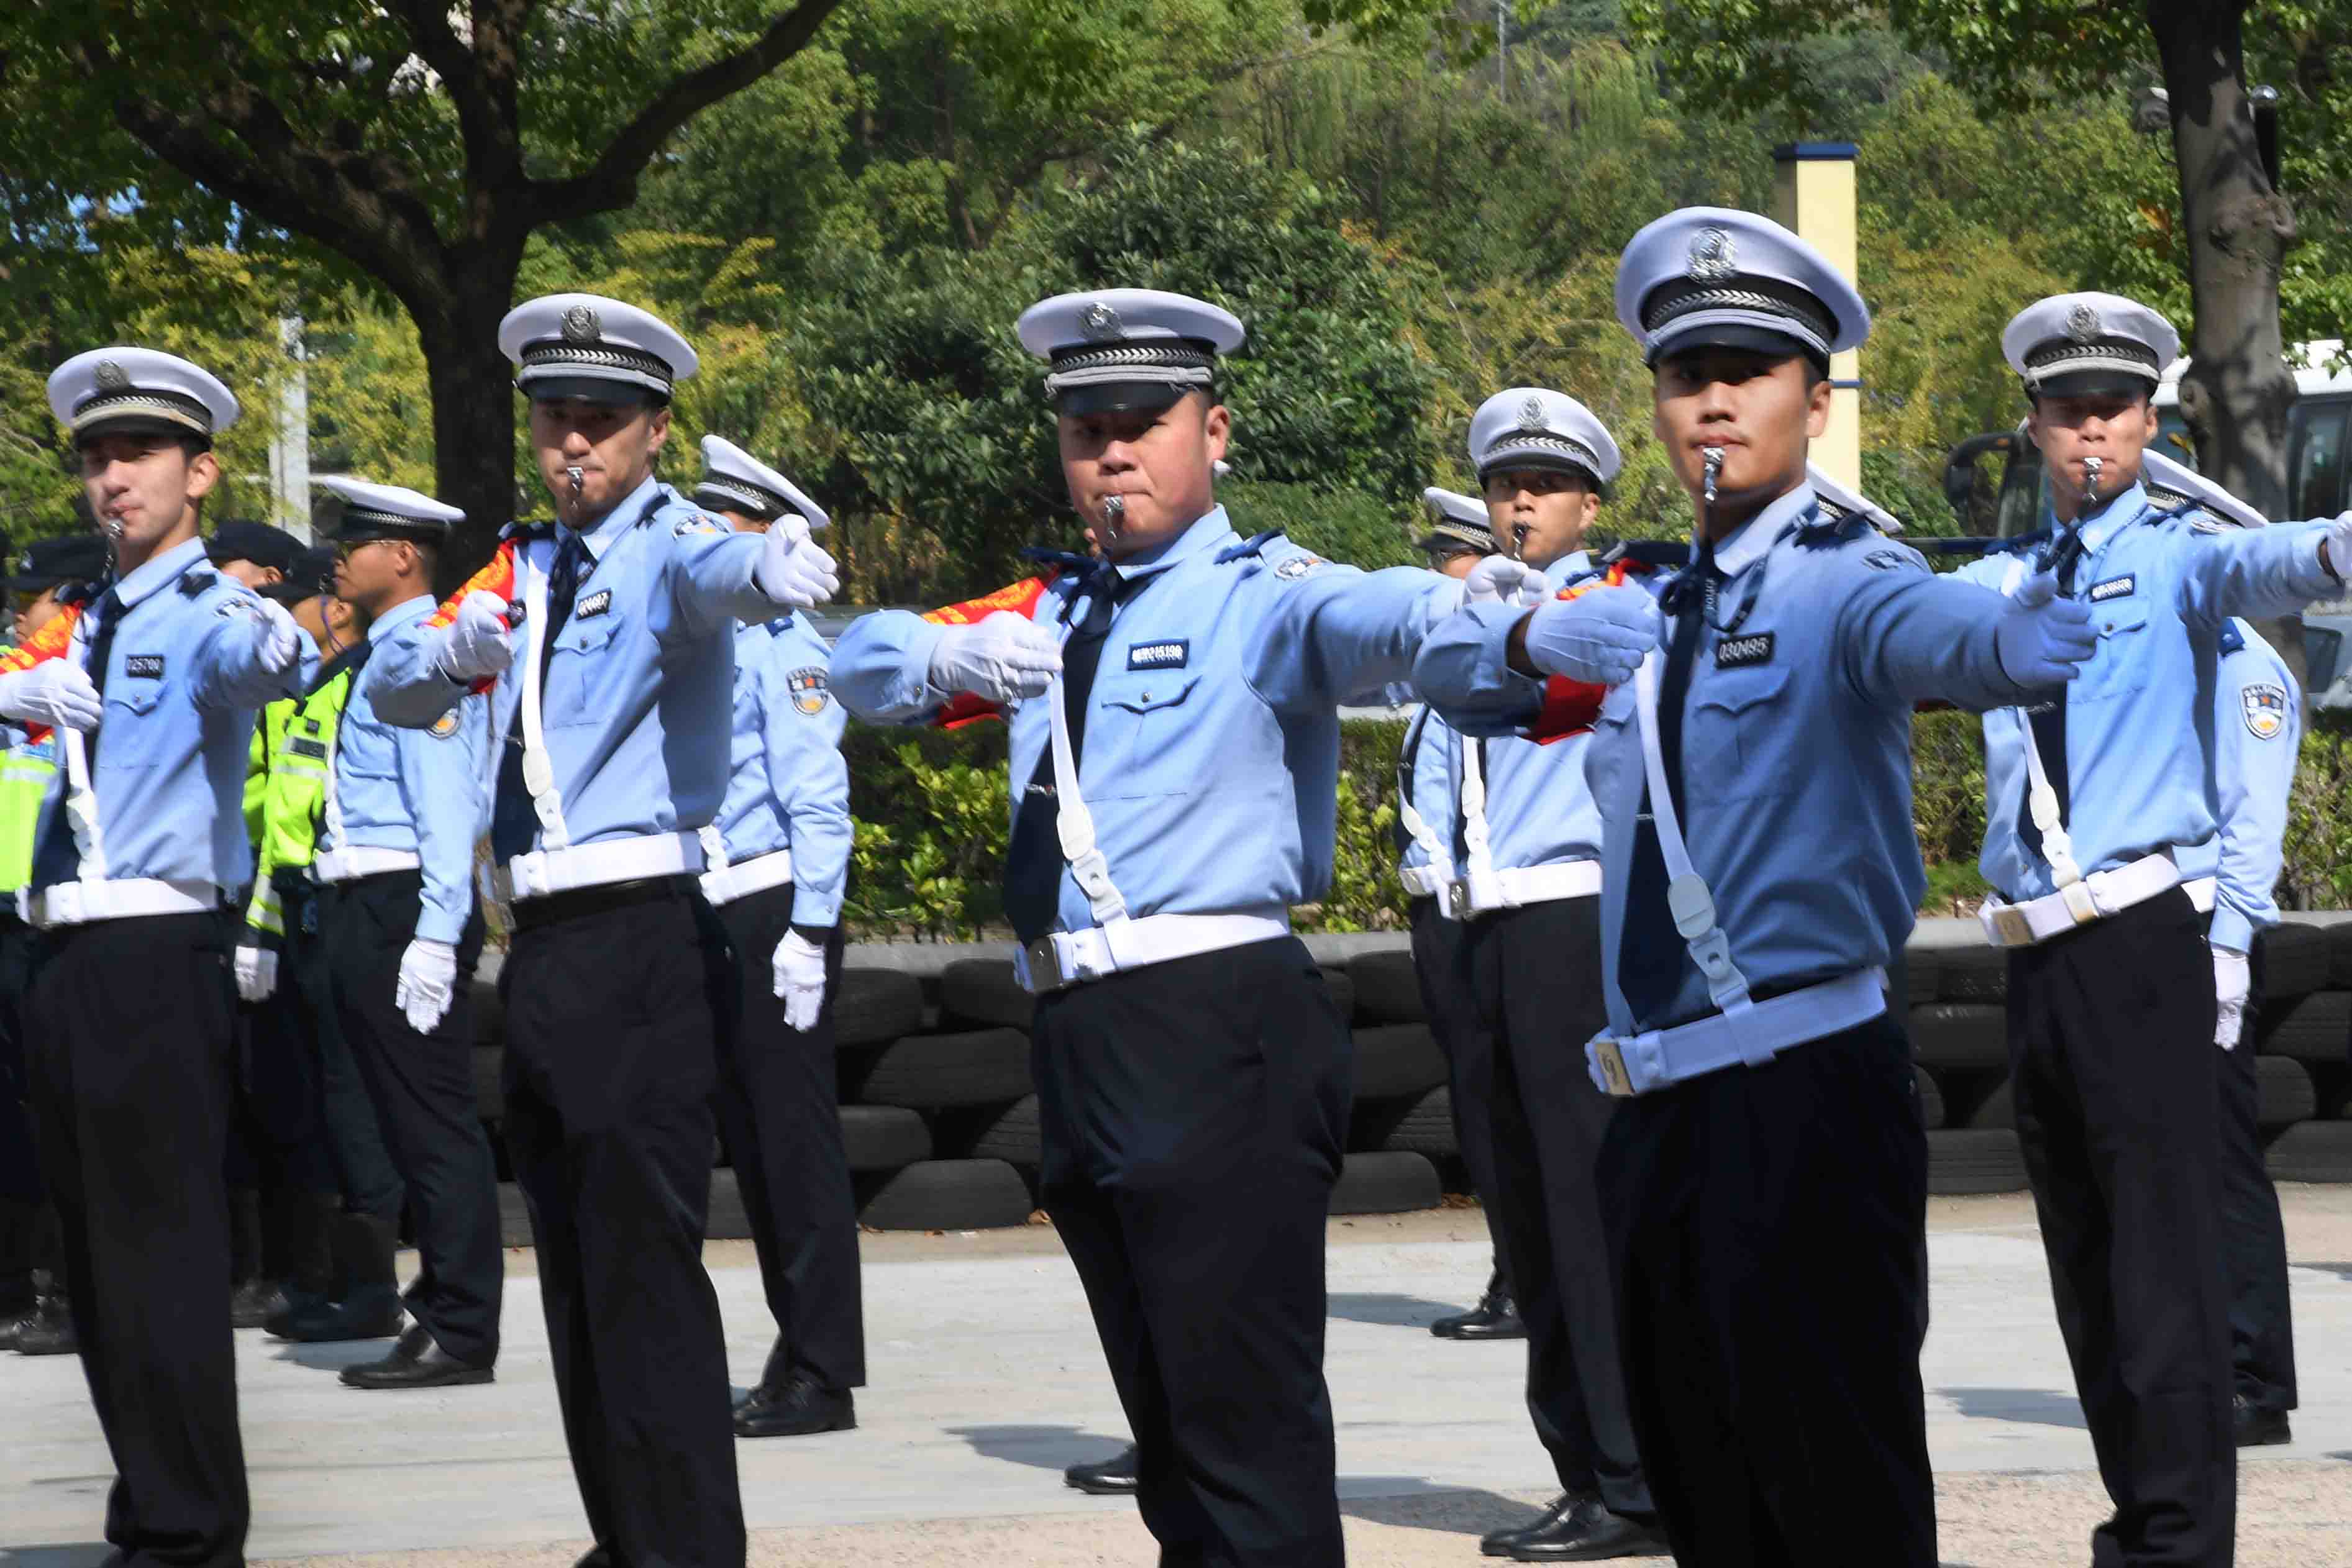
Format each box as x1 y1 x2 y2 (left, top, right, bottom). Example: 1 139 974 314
1463 554 1543 606
432 591 516 684
772 929 829 1032
251 596 301 673
928 611 1062 703
1520 585 1662 685
1995 571 2098 687
755 514 841 609
2213 943 2251 1050
394 938 458 1034
2325 511 2352 582
234 945 278 1003
0 661 103 731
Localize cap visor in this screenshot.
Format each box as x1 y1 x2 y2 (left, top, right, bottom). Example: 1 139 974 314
74 414 209 447
330 521 445 545
1650 323 1820 368
2031 370 2158 401
1053 381 1190 417
521 376 660 407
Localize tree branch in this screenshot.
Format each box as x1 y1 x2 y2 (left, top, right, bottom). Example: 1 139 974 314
522 0 846 221
383 0 520 195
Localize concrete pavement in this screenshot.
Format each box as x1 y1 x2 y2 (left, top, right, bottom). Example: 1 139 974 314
6 1193 2352 1566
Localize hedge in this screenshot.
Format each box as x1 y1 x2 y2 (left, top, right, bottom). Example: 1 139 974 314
836 711 2352 941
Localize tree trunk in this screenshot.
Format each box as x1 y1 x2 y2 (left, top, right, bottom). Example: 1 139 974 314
2148 0 2309 686
416 279 524 595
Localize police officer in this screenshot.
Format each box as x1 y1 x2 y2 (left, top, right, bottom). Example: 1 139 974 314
2133 452 2305 1449
688 436 865 1438
1948 292 2352 1566
362 294 839 1568
6 347 304 1568
1416 209 2105 1564
0 532 106 1356
832 287 1463 1568
1405 489 1525 1346
208 517 303 595
234 544 409 1347
1429 390 1664 1561
275 476 504 1390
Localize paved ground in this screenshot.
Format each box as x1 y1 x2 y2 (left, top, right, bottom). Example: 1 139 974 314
6 1192 2352 1567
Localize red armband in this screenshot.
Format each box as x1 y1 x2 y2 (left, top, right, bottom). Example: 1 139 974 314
916 573 1060 729
1520 558 1646 743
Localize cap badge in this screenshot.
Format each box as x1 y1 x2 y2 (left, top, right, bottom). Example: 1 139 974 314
1519 394 1549 429
1078 301 1125 343
93 359 130 392
560 304 602 344
1686 227 1737 283
2064 303 2102 344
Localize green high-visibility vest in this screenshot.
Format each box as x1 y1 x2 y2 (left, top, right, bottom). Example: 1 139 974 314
0 727 59 896
243 665 357 942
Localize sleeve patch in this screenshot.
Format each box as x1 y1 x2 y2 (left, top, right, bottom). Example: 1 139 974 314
1273 553 1326 581
673 514 726 537
429 711 462 739
2242 683 2289 740
788 667 831 714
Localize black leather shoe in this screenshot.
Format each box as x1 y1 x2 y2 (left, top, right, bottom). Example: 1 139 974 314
1064 1444 1139 1495
733 1371 855 1438
2235 1394 2292 1447
14 1293 76 1356
342 1324 494 1390
229 1279 285 1329
276 1284 404 1343
263 1288 333 1341
1484 1493 1667 1561
1435 1272 1526 1341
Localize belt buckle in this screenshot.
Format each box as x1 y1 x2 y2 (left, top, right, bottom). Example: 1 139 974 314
1991 903 2034 947
2061 881 2102 926
1592 1038 1636 1098
1445 880 1472 920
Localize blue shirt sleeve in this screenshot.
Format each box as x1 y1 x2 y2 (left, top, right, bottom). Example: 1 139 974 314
1410 601 1550 737
1836 554 2041 711
667 526 783 640
1242 558 1461 716
2208 621 2300 952
762 632 853 929
191 590 304 710
829 609 953 725
2174 518 2339 626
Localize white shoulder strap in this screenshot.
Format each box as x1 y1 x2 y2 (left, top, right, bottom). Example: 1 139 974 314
1633 650 1750 1014
1996 557 2081 888
1393 710 1452 882
60 615 107 881
516 545 571 852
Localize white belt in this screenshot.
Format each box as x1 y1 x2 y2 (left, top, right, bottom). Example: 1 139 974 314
700 847 795 907
1447 859 1601 919
27 877 219 930
1400 864 1447 900
312 846 422 885
494 831 704 903
2184 875 2217 915
1979 851 2181 948
1018 907 1290 994
1587 968 1887 1098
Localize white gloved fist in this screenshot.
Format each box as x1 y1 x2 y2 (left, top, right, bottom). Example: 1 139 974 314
755 514 841 609
394 938 459 1035
1520 585 1662 685
1995 571 2098 688
433 591 516 684
0 661 103 732
1463 554 1543 606
251 595 301 673
772 929 829 1032
233 945 278 1003
928 611 1062 703
2325 510 2352 583
2213 942 2251 1050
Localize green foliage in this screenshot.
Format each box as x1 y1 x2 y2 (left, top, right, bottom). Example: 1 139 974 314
2282 719 2352 911
842 734 1013 936
1223 481 1418 570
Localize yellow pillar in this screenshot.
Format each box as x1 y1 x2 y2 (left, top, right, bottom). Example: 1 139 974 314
1772 142 1861 490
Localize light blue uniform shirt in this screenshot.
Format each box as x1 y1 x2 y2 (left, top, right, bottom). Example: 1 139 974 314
2175 618 2300 954
1397 704 1457 887
30 536 299 895
832 507 1460 934
1453 550 1603 875
326 595 491 946
1949 483 2336 905
363 474 785 849
715 614 852 929
1418 484 2059 1036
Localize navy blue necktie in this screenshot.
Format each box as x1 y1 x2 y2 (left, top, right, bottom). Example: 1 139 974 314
1003 568 1142 944
1618 561 1708 1023
493 531 590 861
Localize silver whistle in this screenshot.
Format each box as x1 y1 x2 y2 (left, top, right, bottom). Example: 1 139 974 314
1100 493 1126 537
1702 447 1724 505
565 465 585 504
2081 454 2102 509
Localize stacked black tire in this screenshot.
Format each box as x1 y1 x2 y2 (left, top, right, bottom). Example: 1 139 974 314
1909 914 2352 1194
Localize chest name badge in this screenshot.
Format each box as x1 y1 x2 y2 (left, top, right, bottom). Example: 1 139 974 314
2088 574 2136 603
573 590 612 620
286 736 329 760
1127 639 1189 672
2243 683 2288 740
788 667 831 714
1714 632 1774 669
124 655 165 679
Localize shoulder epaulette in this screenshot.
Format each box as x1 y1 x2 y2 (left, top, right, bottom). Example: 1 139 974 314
178 567 216 597
503 520 555 542
1599 540 1689 571
1216 530 1285 564
2219 619 2247 656
1792 499 1871 550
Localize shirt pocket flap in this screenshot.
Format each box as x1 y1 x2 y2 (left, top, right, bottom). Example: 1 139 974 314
108 680 163 716
1099 675 1200 715
2092 599 2151 640
1692 665 1790 717
560 616 621 656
